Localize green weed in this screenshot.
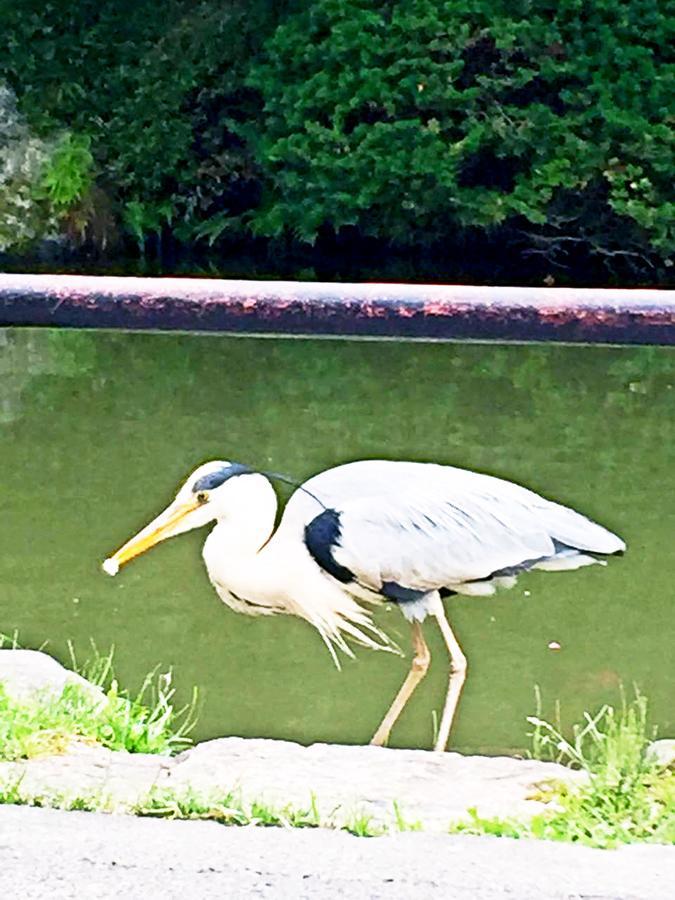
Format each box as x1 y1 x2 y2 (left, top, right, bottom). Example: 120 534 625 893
133 786 323 830
449 808 526 840
0 646 197 761
38 132 94 207
450 691 675 848
0 775 111 813
392 800 423 832
343 810 386 837
134 787 402 836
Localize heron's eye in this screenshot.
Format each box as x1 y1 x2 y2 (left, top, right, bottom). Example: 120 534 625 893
196 491 209 504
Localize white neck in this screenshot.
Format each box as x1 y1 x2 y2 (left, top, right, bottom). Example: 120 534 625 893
201 475 284 609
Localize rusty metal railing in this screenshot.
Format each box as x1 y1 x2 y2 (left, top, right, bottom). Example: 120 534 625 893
0 273 673 344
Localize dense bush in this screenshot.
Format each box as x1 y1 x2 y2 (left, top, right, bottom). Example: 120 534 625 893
0 0 672 278
248 0 673 269
0 1 282 250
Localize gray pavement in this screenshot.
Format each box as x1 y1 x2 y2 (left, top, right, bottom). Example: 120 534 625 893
0 805 674 899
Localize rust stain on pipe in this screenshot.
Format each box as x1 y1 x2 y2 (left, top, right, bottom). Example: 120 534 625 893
0 274 673 345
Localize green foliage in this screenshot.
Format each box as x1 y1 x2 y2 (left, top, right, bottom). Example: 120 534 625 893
451 692 675 848
136 788 394 836
0 777 110 813
0 1 282 250
392 799 423 832
38 133 94 208
248 0 674 264
449 807 526 839
1 774 409 836
2 669 672 846
0 649 197 761
532 771 675 847
526 691 674 846
0 1 671 274
344 810 386 837
135 786 324 829
528 687 655 771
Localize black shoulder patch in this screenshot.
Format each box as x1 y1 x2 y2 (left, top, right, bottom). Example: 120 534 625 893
381 581 428 603
304 508 355 584
192 462 252 493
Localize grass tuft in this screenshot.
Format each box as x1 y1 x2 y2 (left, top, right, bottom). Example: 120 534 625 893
0 775 111 813
449 807 526 840
0 646 197 761
133 786 323 830
343 810 386 837
450 690 675 848
134 788 424 837
392 799 423 832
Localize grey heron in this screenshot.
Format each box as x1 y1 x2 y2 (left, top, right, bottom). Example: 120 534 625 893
102 459 625 751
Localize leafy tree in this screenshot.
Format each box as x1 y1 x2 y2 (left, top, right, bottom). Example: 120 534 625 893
0 0 672 278
0 1 282 249
248 0 674 268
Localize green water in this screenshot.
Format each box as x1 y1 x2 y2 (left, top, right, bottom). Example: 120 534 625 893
1 328 673 753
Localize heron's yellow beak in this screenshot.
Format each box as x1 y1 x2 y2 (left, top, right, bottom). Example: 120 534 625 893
102 497 202 576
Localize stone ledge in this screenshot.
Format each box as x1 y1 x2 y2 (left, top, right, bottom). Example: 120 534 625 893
0 736 586 832
1 649 669 833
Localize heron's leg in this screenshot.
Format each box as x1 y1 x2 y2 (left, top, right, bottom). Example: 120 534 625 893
370 621 430 747
433 603 468 752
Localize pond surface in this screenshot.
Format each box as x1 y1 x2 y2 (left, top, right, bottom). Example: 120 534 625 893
0 329 673 753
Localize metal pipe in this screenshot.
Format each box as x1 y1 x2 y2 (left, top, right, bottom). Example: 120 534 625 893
0 273 673 344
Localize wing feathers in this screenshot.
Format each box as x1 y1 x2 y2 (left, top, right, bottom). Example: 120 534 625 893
287 460 625 597
333 490 556 589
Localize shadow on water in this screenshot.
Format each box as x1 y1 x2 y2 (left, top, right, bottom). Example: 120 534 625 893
0 328 673 753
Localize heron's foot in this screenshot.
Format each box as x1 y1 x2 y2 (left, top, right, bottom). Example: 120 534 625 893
369 729 390 748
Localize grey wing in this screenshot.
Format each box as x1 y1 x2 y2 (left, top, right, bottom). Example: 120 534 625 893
293 461 625 597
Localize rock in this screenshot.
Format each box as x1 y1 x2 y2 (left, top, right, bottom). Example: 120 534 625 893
0 649 105 705
0 744 170 810
647 739 675 769
161 737 587 832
